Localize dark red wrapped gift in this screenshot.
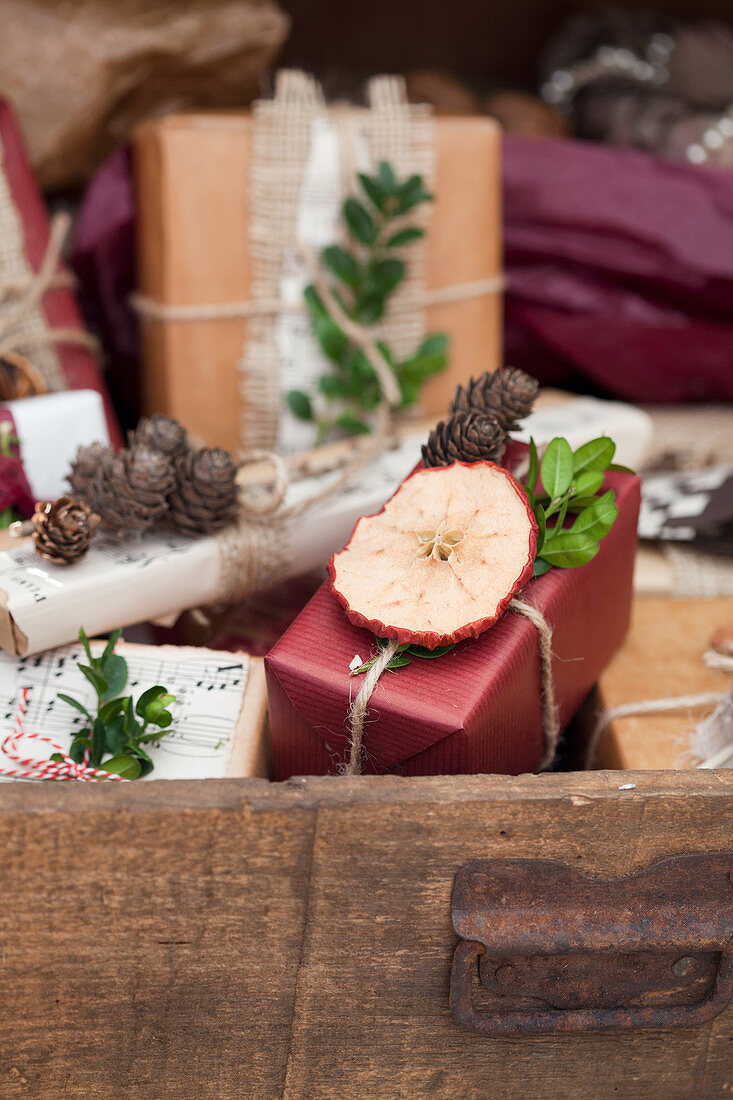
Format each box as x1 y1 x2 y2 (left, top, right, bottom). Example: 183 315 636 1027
0 99 120 444
266 470 640 779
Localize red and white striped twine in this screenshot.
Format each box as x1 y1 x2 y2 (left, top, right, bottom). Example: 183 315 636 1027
0 688 129 782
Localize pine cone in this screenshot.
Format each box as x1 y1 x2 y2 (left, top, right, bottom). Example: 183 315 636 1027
422 411 507 468
67 442 115 507
128 414 189 460
168 447 239 535
31 497 100 565
451 368 539 432
100 446 176 534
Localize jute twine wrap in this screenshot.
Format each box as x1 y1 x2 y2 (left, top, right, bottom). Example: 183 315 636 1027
239 70 433 451
345 596 561 777
0 136 96 386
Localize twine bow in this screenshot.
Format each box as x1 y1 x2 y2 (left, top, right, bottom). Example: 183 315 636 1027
0 688 128 782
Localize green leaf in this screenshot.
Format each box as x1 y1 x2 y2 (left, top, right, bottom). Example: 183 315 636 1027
539 532 600 569
533 557 553 578
358 173 386 211
407 643 456 659
376 637 410 652
135 685 170 719
131 742 153 763
396 174 432 213
78 626 94 666
366 258 405 298
286 390 314 422
91 716 107 768
541 438 574 498
386 226 424 248
385 654 412 670
535 503 546 553
57 693 94 723
353 295 384 325
607 462 636 475
303 284 328 321
551 494 570 534
343 198 377 245
103 754 141 780
572 470 605 498
335 412 371 436
100 654 128 701
567 496 602 514
314 316 348 362
78 663 108 699
398 352 446 386
123 696 140 738
573 437 616 476
98 697 125 724
378 161 397 194
104 715 127 756
100 629 122 667
417 332 448 358
572 490 618 539
321 245 359 287
136 757 155 778
318 375 349 399
527 438 539 495
69 735 90 764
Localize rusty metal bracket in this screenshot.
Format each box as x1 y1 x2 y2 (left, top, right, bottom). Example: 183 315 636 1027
450 853 733 1035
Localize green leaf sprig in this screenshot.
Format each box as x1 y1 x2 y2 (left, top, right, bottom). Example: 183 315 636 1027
287 161 448 441
525 436 633 577
351 636 456 675
50 627 176 779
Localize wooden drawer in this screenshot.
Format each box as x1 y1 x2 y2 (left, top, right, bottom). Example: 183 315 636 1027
1 770 732 1098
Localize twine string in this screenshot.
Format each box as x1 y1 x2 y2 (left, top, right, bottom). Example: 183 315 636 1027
344 598 559 777
0 688 128 782
130 275 504 327
0 212 99 360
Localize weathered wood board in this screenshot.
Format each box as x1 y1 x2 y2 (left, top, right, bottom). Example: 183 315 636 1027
1 770 732 1098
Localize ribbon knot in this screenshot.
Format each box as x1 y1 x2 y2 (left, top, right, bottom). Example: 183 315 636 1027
0 688 128 782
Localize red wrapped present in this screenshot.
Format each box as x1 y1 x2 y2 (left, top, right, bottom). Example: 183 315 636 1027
266 470 640 779
0 99 120 444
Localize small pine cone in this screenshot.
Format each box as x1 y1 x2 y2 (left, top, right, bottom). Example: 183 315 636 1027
422 411 507 468
67 442 115 509
451 367 539 432
168 447 239 535
31 497 100 565
128 414 189 460
97 445 176 534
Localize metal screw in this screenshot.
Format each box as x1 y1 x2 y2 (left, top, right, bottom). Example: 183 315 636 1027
672 956 696 978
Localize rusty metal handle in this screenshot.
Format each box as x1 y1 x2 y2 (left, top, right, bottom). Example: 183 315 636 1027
450 938 733 1036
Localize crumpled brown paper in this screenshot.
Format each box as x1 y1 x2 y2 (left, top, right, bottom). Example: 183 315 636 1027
0 0 289 190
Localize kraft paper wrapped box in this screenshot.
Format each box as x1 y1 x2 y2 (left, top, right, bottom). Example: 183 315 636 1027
0 99 120 444
265 471 641 779
593 597 733 771
133 71 502 456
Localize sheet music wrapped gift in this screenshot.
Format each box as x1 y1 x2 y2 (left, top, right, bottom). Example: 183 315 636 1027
133 72 502 455
0 641 270 780
266 471 641 778
0 433 425 658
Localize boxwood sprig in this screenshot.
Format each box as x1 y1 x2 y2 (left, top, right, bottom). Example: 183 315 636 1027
525 436 633 577
51 627 175 779
287 161 448 441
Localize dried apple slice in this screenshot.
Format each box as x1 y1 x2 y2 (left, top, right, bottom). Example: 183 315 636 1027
329 461 538 649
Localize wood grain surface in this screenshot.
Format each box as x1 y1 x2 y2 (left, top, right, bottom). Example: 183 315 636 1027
1 771 732 1098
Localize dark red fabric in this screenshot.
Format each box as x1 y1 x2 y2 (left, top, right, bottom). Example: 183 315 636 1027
0 100 122 444
504 134 733 402
71 146 140 432
0 409 34 516
266 471 640 780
